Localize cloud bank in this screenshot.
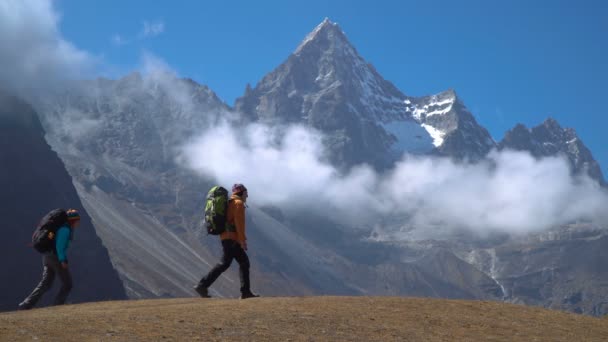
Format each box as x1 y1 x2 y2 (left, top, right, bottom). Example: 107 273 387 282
182 121 608 236
0 0 93 96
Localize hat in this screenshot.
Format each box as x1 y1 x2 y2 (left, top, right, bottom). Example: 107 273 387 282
66 209 80 221
232 183 247 194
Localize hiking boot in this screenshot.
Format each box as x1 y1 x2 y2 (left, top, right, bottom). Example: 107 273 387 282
194 285 210 298
18 302 32 311
240 292 259 300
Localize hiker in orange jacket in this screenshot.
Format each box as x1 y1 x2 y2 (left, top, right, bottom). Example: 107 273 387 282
195 184 259 299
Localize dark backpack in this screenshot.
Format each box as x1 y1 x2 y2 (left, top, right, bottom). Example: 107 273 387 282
32 208 69 253
204 186 229 235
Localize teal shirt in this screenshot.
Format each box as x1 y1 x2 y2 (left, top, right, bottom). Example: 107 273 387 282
55 226 71 263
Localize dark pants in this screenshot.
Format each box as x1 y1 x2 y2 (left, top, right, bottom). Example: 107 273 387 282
20 254 73 309
198 239 251 294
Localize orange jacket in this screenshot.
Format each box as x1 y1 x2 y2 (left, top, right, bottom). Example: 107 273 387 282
220 194 246 243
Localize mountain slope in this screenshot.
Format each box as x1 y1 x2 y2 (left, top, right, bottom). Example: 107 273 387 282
0 90 125 311
466 223 608 315
2 297 608 341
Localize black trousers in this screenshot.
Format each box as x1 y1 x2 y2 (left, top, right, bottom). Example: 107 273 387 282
198 239 251 294
20 254 73 308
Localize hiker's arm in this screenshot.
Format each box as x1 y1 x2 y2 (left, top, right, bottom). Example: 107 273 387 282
234 201 247 243
55 227 70 264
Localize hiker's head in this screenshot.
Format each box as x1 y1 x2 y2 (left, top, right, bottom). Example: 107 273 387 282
232 183 248 200
66 209 81 228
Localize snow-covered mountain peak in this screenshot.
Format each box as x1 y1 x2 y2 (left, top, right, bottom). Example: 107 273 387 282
292 21 410 124
239 16 413 124
235 18 432 167
236 19 503 165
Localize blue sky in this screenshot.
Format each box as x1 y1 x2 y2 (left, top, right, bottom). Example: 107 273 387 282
56 0 608 174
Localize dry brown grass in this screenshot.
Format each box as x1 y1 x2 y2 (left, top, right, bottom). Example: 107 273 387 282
1 296 608 341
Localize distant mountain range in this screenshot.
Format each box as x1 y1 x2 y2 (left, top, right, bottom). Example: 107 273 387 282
2 18 606 315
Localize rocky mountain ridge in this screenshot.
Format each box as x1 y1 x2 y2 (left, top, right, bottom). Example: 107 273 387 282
499 118 605 183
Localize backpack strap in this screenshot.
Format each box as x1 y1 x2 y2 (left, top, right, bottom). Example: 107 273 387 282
225 198 237 232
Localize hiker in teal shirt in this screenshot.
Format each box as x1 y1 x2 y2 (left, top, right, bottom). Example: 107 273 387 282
19 209 81 310
55 225 71 264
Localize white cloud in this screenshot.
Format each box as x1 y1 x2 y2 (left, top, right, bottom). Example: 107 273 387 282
140 20 165 38
181 121 608 237
0 0 94 96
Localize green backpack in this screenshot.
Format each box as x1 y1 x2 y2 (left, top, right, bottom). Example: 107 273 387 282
204 186 229 235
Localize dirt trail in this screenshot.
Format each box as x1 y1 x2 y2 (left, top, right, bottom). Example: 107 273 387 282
1 296 608 341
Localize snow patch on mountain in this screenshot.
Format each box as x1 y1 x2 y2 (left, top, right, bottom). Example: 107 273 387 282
405 93 456 121
410 93 455 121
426 104 454 117
382 120 434 154
421 123 446 147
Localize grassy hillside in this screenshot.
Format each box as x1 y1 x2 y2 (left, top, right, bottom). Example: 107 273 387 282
1 297 607 341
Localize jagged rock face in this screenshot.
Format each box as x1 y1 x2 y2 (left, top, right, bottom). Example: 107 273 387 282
499 118 605 184
235 19 433 168
43 73 231 217
0 90 126 311
236 19 496 167
464 223 608 315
